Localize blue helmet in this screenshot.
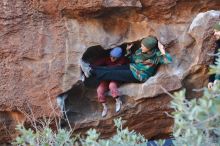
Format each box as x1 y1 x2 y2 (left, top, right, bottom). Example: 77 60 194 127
110 47 122 58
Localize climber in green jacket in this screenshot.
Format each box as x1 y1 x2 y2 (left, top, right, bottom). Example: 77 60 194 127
125 37 172 82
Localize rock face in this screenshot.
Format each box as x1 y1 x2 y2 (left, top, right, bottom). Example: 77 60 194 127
0 0 220 142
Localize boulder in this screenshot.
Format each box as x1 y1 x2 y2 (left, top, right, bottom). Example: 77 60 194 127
1 0 220 142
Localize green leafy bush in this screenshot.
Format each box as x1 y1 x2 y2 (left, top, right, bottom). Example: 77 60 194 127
171 88 220 146
170 51 220 145
13 117 147 146
13 124 75 146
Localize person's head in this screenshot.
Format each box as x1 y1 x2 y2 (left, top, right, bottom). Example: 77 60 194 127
141 36 158 53
214 22 220 40
110 47 122 62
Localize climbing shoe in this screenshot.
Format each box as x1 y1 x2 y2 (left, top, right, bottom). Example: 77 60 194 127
115 98 122 112
80 59 91 78
102 103 108 117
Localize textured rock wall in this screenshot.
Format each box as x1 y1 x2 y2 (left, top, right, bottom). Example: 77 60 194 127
0 0 220 142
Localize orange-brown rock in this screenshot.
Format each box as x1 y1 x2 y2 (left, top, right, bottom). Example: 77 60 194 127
63 84 174 139
0 0 220 143
32 0 142 17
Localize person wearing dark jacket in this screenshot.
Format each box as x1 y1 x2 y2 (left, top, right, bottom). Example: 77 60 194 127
208 22 220 89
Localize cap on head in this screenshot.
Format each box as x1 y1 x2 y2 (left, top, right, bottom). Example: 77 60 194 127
110 47 122 58
141 36 158 50
214 22 220 31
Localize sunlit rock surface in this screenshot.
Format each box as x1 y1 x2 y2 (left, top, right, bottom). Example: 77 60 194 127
0 0 220 142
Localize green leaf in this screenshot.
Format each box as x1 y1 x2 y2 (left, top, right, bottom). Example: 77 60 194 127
197 112 208 121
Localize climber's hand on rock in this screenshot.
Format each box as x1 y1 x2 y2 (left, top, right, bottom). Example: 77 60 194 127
208 82 214 89
158 41 166 55
126 43 133 50
214 80 219 85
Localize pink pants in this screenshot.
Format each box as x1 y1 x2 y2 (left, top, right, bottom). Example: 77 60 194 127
97 81 119 103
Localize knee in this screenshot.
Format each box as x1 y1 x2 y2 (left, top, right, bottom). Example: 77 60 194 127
109 82 118 90
97 86 105 95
